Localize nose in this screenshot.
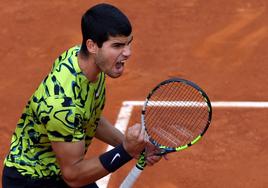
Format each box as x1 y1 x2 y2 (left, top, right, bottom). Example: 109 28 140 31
122 45 131 58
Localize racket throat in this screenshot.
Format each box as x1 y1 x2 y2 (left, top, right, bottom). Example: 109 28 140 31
156 148 176 156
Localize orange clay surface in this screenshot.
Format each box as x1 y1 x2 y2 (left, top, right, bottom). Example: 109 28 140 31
1 1 268 188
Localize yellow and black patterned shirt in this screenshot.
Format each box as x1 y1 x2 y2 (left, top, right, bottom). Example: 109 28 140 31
4 46 105 178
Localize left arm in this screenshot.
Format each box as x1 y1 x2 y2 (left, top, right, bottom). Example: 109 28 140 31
95 116 124 146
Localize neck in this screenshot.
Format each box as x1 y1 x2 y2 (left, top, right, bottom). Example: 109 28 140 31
78 52 100 82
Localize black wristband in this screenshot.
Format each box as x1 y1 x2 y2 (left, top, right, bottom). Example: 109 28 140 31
99 144 133 172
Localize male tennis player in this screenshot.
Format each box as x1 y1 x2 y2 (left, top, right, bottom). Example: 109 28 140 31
2 3 161 188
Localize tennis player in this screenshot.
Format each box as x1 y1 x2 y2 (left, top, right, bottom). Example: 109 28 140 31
2 3 161 188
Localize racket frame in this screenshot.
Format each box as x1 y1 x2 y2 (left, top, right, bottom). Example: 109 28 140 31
142 78 212 155
120 78 212 188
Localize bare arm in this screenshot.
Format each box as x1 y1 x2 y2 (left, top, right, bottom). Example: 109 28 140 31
51 140 109 187
95 117 163 163
51 123 146 187
95 116 124 146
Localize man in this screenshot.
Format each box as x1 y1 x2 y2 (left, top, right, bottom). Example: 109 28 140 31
2 3 160 188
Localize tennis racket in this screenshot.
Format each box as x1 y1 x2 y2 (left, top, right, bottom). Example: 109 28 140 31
120 78 212 188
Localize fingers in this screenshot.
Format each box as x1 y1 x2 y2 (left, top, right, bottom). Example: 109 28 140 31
125 125 167 167
125 125 165 167
131 123 147 144
123 124 147 157
144 142 161 156
143 141 165 166
145 155 162 166
162 154 169 160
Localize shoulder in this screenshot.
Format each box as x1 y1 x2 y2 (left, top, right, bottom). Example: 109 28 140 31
51 45 81 77
37 46 83 98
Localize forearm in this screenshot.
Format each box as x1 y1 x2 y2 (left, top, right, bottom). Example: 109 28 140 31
62 145 132 187
53 123 147 187
95 116 124 146
62 157 108 187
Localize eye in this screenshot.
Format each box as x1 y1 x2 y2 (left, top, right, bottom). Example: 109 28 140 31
112 43 124 48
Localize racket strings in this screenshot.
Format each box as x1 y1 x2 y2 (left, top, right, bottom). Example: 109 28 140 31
145 82 177 123
147 82 185 146
145 82 209 148
147 104 206 147
174 89 208 144
166 85 207 145
179 87 208 135
146 82 180 133
146 82 189 144
146 83 185 146
158 83 195 143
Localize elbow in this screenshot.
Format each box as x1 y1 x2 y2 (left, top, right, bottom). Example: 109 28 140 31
61 168 81 188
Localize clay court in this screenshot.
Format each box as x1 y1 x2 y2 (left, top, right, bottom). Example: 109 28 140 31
1 0 268 187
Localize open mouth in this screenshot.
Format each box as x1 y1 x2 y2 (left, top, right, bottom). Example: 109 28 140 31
115 60 126 70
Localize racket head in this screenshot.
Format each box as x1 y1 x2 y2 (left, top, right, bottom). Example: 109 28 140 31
141 78 212 155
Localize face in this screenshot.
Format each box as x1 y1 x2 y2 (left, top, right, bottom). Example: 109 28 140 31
94 35 133 78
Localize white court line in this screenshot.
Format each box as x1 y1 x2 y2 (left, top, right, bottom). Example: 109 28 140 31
96 101 268 188
122 101 268 108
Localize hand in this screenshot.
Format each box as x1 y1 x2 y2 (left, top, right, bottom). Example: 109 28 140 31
144 142 163 166
122 123 146 158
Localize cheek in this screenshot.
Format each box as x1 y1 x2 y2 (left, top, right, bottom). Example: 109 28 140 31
108 49 121 59
106 51 121 65
97 52 116 70
98 47 122 67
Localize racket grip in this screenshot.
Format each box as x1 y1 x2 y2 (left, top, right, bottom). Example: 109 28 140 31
119 166 143 188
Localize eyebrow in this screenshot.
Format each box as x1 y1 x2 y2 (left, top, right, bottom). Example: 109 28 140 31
127 36 134 44
112 36 133 45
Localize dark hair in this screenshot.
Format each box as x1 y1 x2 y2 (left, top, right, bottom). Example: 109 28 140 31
80 3 132 56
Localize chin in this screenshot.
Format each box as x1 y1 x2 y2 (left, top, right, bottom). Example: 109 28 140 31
107 72 123 79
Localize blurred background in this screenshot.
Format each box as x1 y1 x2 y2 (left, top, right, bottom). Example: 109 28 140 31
1 0 268 187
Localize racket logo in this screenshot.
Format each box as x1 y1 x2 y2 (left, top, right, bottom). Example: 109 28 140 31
111 153 121 164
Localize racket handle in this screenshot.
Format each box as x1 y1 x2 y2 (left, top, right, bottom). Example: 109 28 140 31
120 165 143 188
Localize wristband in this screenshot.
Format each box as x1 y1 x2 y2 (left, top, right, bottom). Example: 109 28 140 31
99 144 133 172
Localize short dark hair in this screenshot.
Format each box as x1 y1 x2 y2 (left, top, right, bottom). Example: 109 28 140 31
80 3 132 56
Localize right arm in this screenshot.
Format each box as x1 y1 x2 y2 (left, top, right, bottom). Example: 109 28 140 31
51 140 107 187
51 124 146 187
95 116 124 146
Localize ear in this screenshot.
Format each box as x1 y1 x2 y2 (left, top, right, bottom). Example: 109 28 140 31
86 39 98 54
